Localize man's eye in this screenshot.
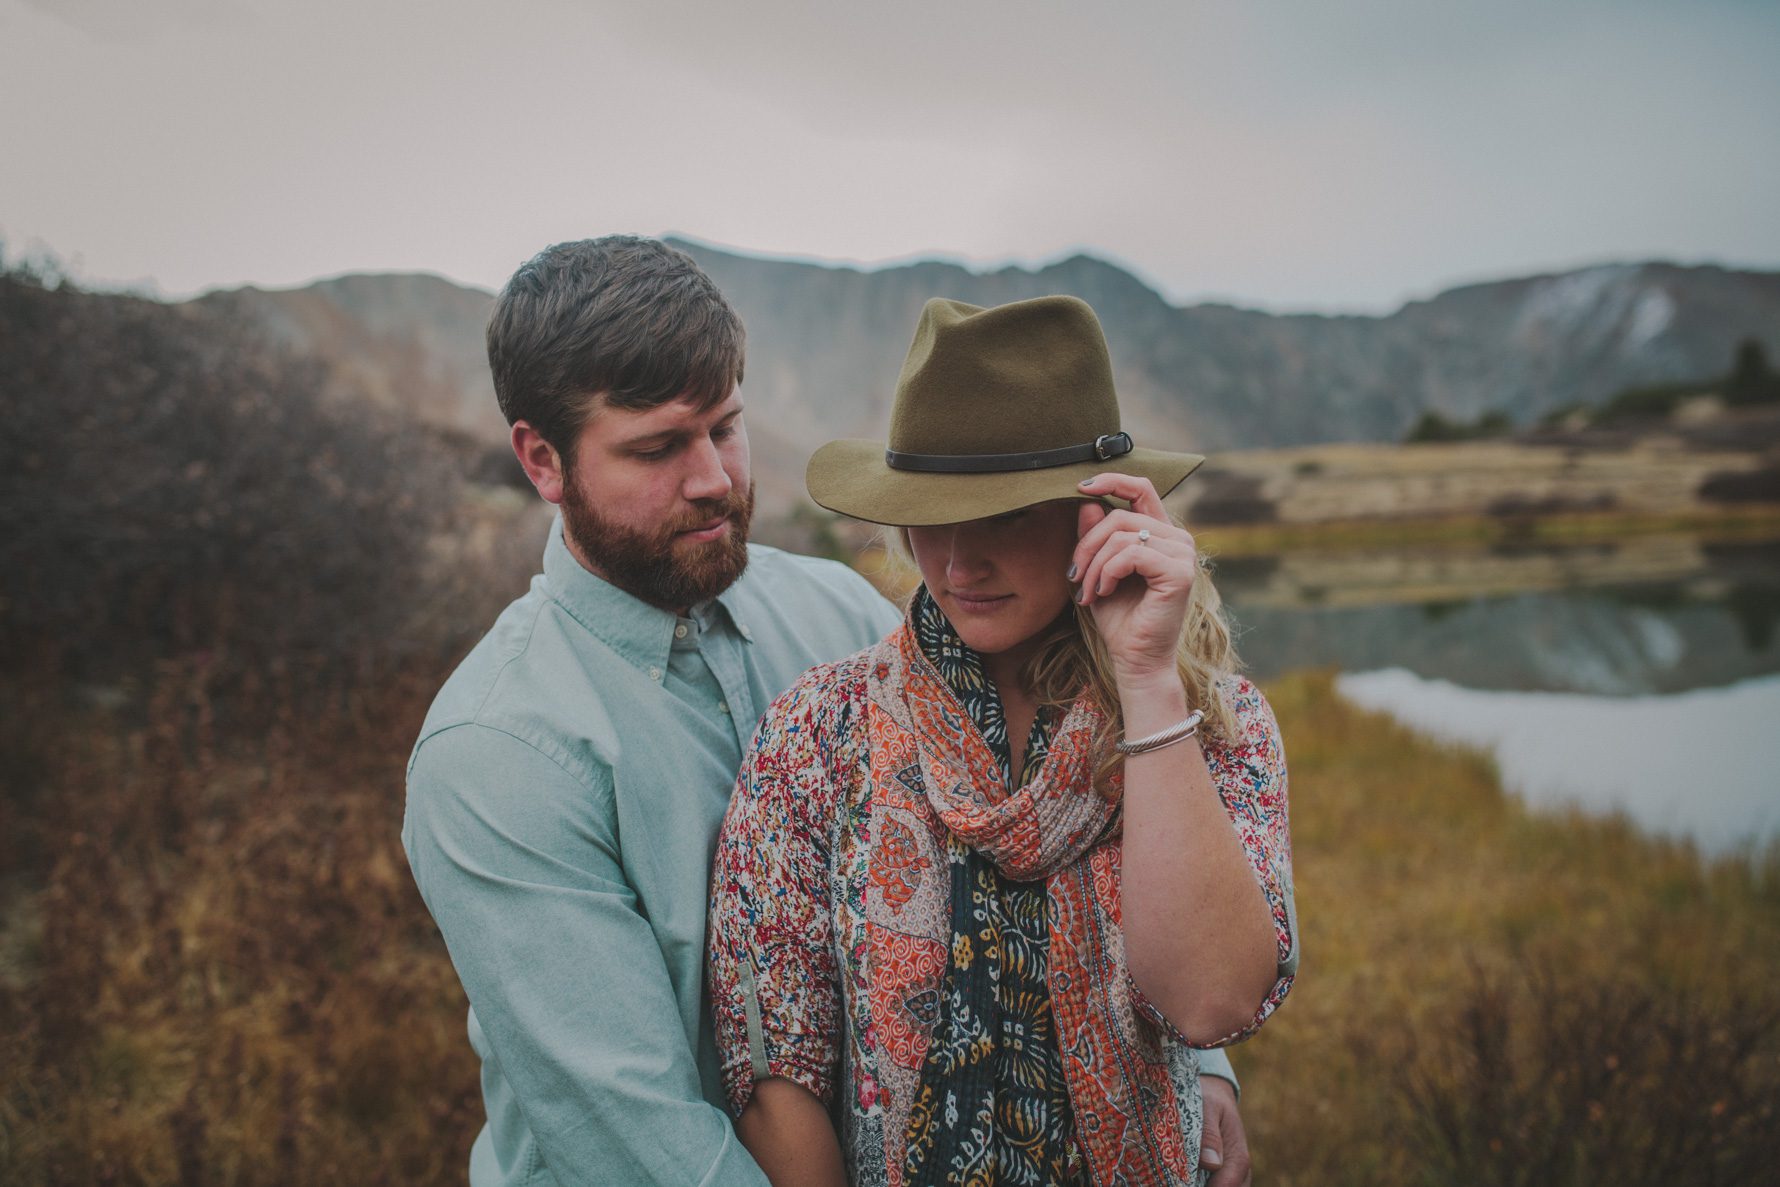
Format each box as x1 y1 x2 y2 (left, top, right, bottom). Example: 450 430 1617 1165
633 445 675 462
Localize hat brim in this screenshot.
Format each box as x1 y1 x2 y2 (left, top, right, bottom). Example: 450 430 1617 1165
806 439 1206 527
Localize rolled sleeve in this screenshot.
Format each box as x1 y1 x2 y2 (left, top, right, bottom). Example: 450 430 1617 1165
707 678 845 1117
404 723 767 1187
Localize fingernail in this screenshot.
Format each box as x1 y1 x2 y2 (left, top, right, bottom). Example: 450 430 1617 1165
1066 563 1078 580
1074 587 1086 603
1078 477 1095 487
1201 1149 1223 1169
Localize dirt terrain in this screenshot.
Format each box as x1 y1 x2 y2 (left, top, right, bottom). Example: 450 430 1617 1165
1177 403 1780 538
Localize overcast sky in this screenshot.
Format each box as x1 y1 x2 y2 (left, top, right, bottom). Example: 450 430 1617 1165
3 0 1777 313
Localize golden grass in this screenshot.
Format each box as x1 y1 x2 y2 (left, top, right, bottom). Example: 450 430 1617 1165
0 664 485 1184
1238 671 1780 1185
3 662 1775 1184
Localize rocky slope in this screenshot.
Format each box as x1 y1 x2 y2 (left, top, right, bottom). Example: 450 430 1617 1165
677 246 1780 454
196 246 1780 503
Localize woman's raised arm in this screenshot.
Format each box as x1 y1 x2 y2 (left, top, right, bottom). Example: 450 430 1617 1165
1071 473 1296 1044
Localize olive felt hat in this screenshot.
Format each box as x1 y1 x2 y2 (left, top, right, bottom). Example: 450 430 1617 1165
806 295 1205 526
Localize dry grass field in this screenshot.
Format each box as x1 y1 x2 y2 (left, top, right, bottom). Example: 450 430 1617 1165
1178 406 1780 541
5 647 1775 1184
1239 673 1780 1186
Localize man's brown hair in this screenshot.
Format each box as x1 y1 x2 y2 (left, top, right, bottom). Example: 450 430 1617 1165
487 236 745 459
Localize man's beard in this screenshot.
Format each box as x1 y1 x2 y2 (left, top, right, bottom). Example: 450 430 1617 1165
561 473 754 611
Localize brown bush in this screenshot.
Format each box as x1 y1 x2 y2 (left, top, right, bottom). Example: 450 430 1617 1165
0 261 460 703
1402 958 1780 1186
1 261 536 1183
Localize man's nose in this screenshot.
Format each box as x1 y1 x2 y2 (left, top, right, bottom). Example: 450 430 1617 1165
682 435 734 502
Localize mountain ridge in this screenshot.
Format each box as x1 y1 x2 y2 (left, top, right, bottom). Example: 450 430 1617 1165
195 246 1780 508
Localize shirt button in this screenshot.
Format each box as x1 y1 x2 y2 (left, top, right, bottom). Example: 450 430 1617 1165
718 701 730 714
738 624 753 641
674 624 688 639
648 666 662 682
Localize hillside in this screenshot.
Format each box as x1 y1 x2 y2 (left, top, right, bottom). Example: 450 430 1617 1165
1179 404 1780 534
198 248 1780 480
199 273 503 441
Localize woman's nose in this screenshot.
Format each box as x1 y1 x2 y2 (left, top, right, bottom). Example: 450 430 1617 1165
943 525 993 582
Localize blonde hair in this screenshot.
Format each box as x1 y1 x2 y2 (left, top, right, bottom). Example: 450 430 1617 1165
889 509 1242 795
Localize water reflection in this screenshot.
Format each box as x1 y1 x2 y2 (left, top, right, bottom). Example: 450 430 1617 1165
1219 531 1780 852
1220 535 1780 695
1335 668 1780 855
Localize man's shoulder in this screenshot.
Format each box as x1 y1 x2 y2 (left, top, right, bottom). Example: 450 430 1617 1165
408 578 618 786
740 543 877 597
727 544 903 667
735 544 900 622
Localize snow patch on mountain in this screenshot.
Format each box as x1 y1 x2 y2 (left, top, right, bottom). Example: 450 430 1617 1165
1625 287 1676 348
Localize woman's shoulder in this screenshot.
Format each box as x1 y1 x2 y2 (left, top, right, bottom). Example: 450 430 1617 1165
777 643 877 708
731 644 881 834
754 643 881 749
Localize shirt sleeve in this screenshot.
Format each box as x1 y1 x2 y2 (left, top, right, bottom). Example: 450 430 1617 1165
822 558 905 647
1197 1046 1238 1095
1130 677 1298 1049
864 588 905 637
707 673 847 1117
404 723 768 1187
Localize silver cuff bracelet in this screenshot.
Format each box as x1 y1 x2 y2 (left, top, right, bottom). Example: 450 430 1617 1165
1115 708 1205 756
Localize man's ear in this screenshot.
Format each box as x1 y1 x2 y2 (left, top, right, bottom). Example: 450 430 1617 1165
512 421 567 505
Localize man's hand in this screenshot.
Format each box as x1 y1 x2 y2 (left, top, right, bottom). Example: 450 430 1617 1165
1199 1075 1253 1186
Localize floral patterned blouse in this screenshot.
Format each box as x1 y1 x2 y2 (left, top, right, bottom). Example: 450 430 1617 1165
707 646 1296 1187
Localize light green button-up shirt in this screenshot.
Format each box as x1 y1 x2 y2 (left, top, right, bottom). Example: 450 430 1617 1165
404 518 901 1186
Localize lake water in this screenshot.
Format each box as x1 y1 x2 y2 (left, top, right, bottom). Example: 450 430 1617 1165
1217 533 1780 855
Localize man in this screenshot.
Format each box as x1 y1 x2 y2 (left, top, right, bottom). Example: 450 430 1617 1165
403 236 1255 1185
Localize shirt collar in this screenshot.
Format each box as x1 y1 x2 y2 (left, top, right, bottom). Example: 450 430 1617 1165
541 514 753 675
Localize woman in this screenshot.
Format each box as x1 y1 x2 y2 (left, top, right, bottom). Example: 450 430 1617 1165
708 296 1297 1187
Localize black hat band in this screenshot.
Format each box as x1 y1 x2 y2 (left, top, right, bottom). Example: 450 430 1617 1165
885 432 1133 475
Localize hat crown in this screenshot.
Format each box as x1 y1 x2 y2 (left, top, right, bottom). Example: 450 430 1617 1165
890 296 1121 457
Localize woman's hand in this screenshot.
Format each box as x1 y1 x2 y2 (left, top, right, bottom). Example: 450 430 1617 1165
1068 472 1198 688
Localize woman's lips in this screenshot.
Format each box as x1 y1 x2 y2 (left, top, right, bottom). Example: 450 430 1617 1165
948 591 1012 612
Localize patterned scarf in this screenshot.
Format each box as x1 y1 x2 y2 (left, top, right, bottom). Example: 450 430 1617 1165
861 588 1201 1187
902 590 1082 1187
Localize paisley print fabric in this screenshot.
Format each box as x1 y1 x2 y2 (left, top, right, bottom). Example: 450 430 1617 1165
707 591 1297 1187
901 589 1083 1187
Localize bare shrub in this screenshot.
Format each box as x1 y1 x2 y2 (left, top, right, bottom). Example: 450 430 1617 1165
1402 957 1780 1187
1 260 533 1181
0 261 461 711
